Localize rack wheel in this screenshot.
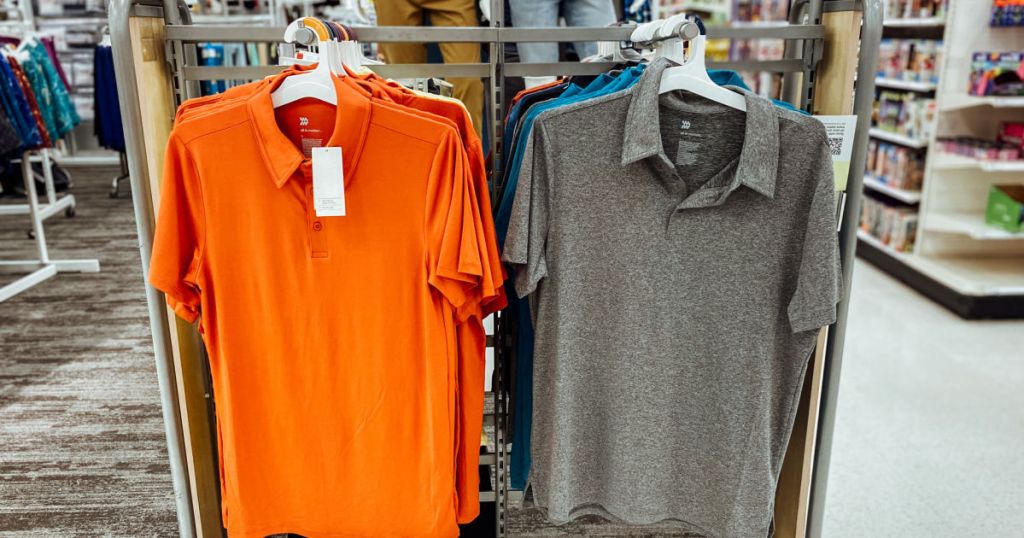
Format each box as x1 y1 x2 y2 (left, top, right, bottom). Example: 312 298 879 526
109 189 118 199
65 205 76 218
27 230 35 239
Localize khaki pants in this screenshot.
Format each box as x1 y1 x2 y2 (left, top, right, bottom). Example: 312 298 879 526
374 0 484 135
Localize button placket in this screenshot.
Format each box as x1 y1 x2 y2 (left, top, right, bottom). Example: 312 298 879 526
302 168 329 259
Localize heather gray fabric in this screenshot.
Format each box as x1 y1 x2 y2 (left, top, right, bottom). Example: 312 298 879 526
502 57 841 538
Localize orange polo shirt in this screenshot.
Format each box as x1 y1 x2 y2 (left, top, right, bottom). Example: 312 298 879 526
170 71 503 524
150 71 485 537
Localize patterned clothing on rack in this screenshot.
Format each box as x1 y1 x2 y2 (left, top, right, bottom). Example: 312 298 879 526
22 40 80 138
15 52 58 143
40 37 71 92
9 57 53 148
0 56 42 148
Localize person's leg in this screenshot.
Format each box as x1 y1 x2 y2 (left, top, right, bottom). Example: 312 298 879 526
507 0 560 64
424 0 485 135
563 0 616 59
374 0 429 67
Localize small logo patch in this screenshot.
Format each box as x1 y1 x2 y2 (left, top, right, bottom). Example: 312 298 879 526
680 120 691 130
299 116 310 126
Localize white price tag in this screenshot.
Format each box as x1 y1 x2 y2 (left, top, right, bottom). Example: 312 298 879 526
312 147 345 217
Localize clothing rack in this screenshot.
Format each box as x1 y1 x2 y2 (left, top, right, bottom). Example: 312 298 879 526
109 0 881 536
0 148 100 301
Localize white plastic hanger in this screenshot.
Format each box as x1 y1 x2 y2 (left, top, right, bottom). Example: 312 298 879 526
272 18 340 107
656 18 746 111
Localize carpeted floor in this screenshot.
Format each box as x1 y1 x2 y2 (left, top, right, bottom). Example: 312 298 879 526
0 166 179 536
0 167 692 538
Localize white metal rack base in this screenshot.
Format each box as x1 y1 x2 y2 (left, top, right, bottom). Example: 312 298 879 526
0 150 100 302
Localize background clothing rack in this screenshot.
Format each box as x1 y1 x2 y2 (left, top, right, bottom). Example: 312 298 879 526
0 148 101 301
108 0 881 536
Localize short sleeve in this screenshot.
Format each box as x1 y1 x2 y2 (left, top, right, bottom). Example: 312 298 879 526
149 131 205 323
788 133 842 333
427 129 483 310
501 118 551 299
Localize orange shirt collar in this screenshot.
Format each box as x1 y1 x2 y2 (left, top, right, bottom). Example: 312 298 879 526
246 69 372 188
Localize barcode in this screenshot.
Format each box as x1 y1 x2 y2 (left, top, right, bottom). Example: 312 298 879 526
827 137 842 157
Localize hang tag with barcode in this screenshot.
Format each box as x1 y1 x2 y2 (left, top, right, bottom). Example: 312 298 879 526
312 147 345 217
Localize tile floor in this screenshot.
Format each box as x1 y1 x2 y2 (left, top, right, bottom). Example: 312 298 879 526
820 262 1024 537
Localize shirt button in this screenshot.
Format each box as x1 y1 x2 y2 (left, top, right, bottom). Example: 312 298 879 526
312 221 323 232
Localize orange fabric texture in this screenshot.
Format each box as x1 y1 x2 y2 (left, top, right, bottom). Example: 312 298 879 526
338 70 505 522
150 70 501 537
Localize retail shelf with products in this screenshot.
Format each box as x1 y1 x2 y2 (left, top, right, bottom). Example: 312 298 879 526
874 77 936 92
857 229 911 260
924 212 1024 240
869 127 928 148
858 0 1024 319
932 153 1024 172
941 94 1024 111
862 174 922 203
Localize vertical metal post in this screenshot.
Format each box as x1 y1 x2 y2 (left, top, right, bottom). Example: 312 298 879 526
807 1 882 537
489 1 508 537
40 149 58 205
22 154 50 264
108 1 197 536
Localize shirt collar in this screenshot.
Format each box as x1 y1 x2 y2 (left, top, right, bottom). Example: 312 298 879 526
246 68 372 188
621 57 780 200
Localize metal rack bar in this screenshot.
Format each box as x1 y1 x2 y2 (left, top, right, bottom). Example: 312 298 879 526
163 23 825 43
808 2 882 537
180 57 810 82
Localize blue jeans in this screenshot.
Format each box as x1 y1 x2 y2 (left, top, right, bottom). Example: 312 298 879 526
509 0 616 63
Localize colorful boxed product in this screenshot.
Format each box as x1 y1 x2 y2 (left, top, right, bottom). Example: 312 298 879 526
969 52 1024 96
985 185 1024 233
991 0 1024 26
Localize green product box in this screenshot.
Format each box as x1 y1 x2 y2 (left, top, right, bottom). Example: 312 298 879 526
985 184 1024 233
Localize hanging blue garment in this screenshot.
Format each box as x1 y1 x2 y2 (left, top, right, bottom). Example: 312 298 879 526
198 43 227 95
93 45 125 152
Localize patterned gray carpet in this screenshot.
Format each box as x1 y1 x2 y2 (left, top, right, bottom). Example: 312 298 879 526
0 167 693 537
0 166 178 536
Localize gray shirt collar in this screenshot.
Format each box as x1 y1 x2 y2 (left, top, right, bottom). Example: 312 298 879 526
621 57 780 200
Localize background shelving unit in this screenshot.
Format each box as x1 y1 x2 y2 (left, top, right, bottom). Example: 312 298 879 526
858 0 1024 318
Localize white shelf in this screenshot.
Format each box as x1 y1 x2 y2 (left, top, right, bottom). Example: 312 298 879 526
932 153 1024 173
909 255 1024 296
925 212 1024 240
862 175 922 203
858 231 1024 296
869 128 929 149
857 230 912 260
941 94 1024 111
874 78 937 92
883 17 945 27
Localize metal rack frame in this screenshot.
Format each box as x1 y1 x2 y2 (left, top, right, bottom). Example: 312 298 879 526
111 0 881 535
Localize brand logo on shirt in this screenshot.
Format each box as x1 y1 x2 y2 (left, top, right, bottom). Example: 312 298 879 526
299 116 310 126
680 120 691 130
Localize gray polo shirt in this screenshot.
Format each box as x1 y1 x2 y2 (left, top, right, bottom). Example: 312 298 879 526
502 57 841 537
